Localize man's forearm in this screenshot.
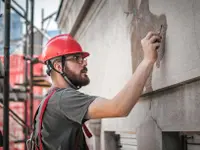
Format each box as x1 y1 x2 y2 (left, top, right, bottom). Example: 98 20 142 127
87 32 161 119
112 59 154 116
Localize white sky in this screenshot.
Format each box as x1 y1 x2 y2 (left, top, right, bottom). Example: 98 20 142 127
15 0 61 30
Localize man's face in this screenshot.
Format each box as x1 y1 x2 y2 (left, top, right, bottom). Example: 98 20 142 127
63 54 90 87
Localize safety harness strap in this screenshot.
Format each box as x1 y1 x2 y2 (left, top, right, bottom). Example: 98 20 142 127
38 89 56 150
82 124 92 138
33 88 92 150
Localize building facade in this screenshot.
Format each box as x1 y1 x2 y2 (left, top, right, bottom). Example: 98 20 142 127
56 0 200 150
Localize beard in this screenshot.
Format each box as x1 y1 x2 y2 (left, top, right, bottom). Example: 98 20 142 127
64 65 90 87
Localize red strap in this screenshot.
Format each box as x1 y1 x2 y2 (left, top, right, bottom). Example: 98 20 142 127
83 123 92 150
83 124 92 138
37 89 92 149
75 124 91 150
38 90 56 150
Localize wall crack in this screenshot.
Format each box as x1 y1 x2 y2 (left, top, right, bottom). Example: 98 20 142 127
151 116 162 131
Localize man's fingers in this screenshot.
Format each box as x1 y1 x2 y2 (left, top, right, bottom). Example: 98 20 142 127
150 35 162 43
153 42 161 50
145 31 159 40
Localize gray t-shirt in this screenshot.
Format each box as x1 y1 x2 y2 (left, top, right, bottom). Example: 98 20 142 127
34 87 97 150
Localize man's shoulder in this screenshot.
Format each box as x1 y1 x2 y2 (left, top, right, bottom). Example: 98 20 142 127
55 87 77 93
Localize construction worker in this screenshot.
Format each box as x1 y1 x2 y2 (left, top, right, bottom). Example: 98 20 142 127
29 31 161 150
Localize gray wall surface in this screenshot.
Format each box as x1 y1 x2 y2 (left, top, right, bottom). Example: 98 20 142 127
57 0 200 149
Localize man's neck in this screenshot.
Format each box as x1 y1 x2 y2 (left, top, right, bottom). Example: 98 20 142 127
52 81 70 89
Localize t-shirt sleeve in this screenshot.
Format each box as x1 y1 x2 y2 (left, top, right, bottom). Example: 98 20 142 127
58 88 97 124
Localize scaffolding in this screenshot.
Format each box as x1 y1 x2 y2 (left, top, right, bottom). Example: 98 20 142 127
0 0 54 149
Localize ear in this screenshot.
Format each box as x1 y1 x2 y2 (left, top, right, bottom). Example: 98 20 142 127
53 61 63 73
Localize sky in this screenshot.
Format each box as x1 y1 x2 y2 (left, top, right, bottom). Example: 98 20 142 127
0 0 61 55
14 0 61 30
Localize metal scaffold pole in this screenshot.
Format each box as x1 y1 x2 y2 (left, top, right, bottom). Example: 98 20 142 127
24 0 29 149
30 0 34 126
3 0 11 149
41 8 44 31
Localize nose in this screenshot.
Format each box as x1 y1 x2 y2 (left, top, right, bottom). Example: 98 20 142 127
82 59 87 66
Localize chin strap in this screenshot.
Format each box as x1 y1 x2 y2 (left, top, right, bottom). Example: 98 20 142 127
46 58 81 90
61 72 81 90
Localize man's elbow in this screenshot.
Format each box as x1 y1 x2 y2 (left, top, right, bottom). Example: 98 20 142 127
115 109 129 117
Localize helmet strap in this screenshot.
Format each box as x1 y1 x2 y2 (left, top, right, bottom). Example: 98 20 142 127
46 61 52 76
61 56 81 90
47 59 81 90
47 60 59 74
61 73 80 90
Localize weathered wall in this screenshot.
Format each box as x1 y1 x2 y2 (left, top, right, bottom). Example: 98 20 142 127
57 0 86 33
77 0 200 93
57 0 200 149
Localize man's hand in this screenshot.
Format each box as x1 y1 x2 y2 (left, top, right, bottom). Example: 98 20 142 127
141 32 162 64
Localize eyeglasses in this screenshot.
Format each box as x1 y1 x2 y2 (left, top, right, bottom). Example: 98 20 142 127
65 55 87 64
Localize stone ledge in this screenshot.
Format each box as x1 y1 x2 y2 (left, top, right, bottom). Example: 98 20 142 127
56 0 106 37
57 0 86 33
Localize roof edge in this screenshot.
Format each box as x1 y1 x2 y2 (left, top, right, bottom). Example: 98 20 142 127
55 0 64 21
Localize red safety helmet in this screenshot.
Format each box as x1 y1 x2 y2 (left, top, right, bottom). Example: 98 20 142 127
41 34 89 63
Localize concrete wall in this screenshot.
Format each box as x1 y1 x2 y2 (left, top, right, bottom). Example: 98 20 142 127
57 0 200 149
79 0 200 91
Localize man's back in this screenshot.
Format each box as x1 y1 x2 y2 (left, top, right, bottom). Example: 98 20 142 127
34 88 97 149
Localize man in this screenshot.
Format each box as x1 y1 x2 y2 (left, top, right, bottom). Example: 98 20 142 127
32 31 161 149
